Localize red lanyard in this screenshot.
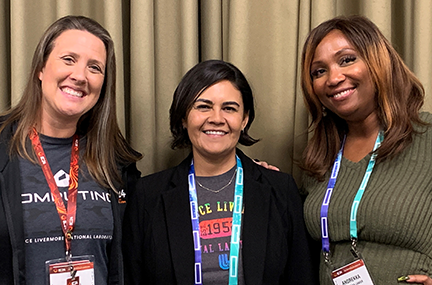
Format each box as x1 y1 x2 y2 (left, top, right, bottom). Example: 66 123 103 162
29 127 80 256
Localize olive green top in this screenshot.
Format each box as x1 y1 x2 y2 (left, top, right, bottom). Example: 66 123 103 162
302 112 432 285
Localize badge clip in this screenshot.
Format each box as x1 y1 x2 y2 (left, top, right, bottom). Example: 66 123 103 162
350 238 359 259
118 189 126 203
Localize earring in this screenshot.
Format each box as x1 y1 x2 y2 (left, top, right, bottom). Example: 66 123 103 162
322 106 327 117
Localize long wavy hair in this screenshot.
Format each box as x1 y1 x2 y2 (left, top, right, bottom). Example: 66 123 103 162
0 15 142 192
300 15 425 180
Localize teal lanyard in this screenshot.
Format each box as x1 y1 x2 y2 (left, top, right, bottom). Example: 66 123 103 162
349 131 383 239
320 131 384 258
188 156 244 284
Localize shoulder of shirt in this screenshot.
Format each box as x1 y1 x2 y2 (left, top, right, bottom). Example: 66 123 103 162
413 112 432 134
418 111 432 124
238 152 296 189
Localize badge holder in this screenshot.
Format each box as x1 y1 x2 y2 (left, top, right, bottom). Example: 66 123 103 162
46 254 95 285
326 239 375 285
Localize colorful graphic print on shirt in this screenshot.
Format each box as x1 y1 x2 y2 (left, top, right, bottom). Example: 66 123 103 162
196 167 245 284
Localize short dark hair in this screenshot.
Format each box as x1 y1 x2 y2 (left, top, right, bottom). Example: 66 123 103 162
170 60 259 149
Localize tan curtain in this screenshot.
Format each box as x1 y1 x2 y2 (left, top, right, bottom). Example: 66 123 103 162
2 0 432 183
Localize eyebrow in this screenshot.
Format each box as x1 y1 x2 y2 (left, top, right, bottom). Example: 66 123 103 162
222 101 240 107
89 58 105 69
311 48 356 66
195 98 213 104
63 51 106 69
334 48 355 57
194 98 240 107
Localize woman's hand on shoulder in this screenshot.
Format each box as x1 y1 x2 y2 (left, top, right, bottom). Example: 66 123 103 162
253 159 280 171
398 275 432 284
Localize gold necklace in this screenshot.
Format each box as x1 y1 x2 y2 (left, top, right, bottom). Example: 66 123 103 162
196 169 237 193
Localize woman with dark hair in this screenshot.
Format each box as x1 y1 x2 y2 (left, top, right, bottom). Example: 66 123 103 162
123 59 316 284
300 15 432 284
0 15 141 284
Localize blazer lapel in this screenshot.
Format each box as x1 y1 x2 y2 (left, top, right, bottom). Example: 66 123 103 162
161 157 195 284
240 152 271 283
160 150 272 283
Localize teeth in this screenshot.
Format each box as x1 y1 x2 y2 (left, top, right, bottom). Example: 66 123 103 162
333 89 351 98
62 87 83 97
205 131 225 135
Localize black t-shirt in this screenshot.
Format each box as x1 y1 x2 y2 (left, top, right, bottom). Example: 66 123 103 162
20 134 113 284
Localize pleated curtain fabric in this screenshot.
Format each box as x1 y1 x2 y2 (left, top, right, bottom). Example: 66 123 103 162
2 0 432 184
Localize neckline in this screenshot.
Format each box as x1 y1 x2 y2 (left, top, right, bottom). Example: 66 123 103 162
195 165 236 179
341 153 371 169
38 133 75 145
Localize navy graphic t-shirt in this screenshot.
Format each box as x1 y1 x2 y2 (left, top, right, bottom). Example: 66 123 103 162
20 134 113 284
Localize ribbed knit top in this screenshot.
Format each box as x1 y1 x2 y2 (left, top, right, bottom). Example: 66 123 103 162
303 112 432 285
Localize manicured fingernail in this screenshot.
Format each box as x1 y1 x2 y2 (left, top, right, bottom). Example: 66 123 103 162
397 275 410 282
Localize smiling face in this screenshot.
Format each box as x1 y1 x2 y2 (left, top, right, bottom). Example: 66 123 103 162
38 29 106 128
310 29 377 123
183 80 249 162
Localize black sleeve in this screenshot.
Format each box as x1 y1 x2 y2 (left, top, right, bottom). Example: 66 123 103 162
122 178 146 284
285 175 320 284
122 162 141 196
0 195 14 284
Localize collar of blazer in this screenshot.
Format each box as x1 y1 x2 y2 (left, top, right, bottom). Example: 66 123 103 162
162 148 272 283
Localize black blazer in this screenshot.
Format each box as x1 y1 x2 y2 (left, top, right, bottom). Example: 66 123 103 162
123 149 317 284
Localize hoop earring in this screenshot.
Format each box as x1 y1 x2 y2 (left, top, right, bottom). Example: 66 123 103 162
322 106 327 117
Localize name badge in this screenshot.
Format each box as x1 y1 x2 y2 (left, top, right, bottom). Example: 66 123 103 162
331 259 374 285
46 255 95 285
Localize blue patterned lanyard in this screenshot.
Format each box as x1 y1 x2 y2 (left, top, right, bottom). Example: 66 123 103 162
320 131 384 256
188 156 244 285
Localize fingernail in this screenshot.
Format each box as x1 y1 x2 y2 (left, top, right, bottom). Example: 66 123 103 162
397 275 410 282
